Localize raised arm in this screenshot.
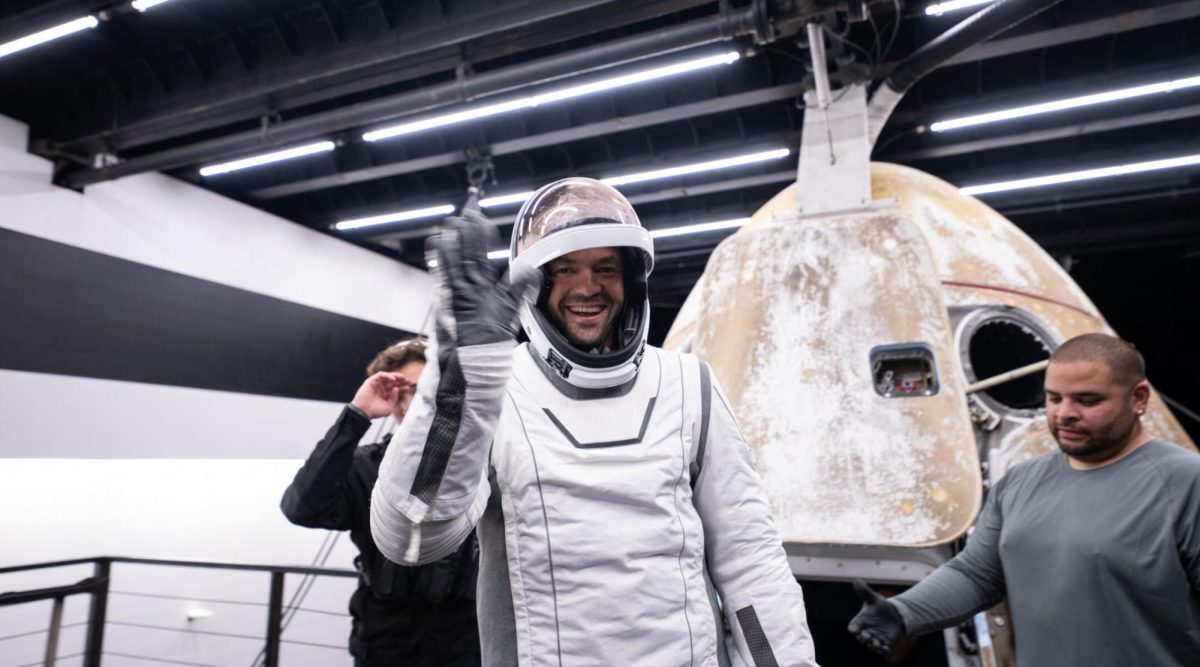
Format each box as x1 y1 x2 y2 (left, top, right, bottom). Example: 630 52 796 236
370 212 537 566
692 370 819 667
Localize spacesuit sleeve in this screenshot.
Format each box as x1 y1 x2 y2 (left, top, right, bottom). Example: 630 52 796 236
693 375 820 667
370 335 511 566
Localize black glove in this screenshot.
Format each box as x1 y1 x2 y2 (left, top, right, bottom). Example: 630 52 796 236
847 579 907 657
427 210 539 348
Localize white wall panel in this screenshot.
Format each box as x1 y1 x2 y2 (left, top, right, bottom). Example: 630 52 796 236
0 115 431 333
0 369 390 459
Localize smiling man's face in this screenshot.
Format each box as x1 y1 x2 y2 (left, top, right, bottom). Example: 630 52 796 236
544 247 625 350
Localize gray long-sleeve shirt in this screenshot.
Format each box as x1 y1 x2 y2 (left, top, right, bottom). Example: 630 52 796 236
891 439 1200 667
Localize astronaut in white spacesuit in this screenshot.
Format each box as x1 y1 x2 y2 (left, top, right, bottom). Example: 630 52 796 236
371 178 818 667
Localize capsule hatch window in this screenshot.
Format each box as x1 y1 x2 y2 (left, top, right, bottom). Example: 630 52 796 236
871 343 940 398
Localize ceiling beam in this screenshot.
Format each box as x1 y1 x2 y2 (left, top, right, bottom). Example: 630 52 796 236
941 0 1200 68
884 102 1200 162
251 84 805 200
886 57 1200 127
57 4 797 189
46 0 629 152
51 0 720 155
871 1 1200 90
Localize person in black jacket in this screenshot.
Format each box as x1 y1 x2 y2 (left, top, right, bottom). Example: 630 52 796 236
282 338 481 666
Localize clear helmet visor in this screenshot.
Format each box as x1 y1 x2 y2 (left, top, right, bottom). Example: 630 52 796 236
510 178 643 262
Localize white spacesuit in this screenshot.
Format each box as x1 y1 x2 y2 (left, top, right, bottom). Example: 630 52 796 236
371 179 817 666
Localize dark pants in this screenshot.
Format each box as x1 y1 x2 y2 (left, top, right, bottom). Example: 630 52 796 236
349 586 481 667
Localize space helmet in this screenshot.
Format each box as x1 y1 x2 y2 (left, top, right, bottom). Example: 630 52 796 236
509 177 654 388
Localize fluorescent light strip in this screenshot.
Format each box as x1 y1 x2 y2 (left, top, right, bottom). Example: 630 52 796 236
363 99 531 142
528 51 740 107
335 204 456 231
131 0 175 11
0 16 99 59
931 75 1200 132
925 0 992 17
198 141 336 177
601 149 790 187
363 51 740 143
959 153 1200 196
650 217 750 239
478 191 537 208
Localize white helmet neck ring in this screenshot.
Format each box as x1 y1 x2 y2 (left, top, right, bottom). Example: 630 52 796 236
519 303 646 389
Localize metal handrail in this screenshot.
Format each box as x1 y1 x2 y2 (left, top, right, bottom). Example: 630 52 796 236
0 556 358 667
0 577 107 606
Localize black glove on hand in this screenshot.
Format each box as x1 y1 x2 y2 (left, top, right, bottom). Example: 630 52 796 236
427 210 540 348
847 579 907 657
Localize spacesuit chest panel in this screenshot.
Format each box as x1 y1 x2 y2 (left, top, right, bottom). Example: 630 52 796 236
491 346 717 666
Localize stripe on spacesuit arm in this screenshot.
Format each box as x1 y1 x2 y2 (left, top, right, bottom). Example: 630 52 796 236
735 606 780 667
697 361 712 468
409 323 467 504
689 361 712 489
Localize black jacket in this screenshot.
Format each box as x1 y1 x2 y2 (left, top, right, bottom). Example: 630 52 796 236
282 406 480 666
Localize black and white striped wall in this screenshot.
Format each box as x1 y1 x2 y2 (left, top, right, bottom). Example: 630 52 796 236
0 114 429 665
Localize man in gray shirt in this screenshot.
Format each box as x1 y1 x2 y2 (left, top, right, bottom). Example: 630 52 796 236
848 333 1200 666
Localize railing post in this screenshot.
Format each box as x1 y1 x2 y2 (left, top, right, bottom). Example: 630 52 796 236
83 558 110 667
43 595 64 667
265 571 284 667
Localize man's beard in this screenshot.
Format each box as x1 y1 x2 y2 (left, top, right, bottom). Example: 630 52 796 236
567 327 612 350
1051 412 1138 462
